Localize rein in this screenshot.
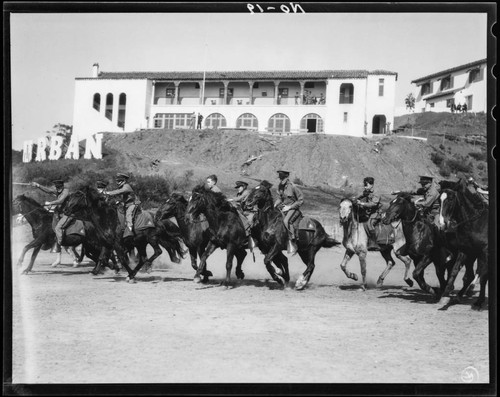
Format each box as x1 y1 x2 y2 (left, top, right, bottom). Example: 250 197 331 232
447 192 487 228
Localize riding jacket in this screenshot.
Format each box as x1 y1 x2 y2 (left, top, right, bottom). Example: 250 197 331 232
357 187 381 217
232 189 250 212
105 183 137 206
36 185 70 214
274 178 304 211
414 182 441 212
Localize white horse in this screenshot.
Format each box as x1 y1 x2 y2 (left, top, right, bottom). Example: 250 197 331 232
338 198 412 290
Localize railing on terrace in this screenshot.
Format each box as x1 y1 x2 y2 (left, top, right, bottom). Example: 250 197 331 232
152 96 327 106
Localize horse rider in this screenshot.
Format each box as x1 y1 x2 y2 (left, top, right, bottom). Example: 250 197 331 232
30 179 71 253
228 180 256 249
96 180 109 195
467 176 488 205
274 170 304 255
355 176 382 249
206 174 222 193
104 173 140 233
410 175 441 227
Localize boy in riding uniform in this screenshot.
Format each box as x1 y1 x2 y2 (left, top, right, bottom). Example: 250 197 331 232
228 180 256 250
206 174 222 193
104 173 139 233
355 177 381 249
274 170 304 255
30 179 70 252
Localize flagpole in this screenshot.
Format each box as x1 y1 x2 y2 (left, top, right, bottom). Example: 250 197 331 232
202 43 208 106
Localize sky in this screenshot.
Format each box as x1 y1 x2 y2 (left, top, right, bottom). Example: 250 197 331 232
8 7 489 150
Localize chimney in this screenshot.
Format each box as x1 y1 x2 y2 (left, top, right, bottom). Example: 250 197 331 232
92 63 100 78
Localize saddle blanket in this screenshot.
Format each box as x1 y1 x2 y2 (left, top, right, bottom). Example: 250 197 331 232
65 219 85 237
118 210 156 238
363 223 396 245
296 216 316 231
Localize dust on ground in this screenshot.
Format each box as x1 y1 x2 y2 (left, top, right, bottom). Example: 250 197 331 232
10 223 490 384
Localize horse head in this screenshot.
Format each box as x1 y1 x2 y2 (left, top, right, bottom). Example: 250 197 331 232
13 194 46 215
338 198 353 225
437 189 458 231
64 190 90 216
383 193 415 224
245 182 273 211
156 193 187 222
186 185 210 220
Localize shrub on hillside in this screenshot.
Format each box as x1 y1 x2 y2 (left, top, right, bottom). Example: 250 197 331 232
133 175 172 209
468 151 487 161
430 152 445 166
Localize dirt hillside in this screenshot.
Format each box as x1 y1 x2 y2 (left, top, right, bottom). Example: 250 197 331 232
101 112 488 197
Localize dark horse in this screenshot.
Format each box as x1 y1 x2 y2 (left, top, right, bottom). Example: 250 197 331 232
382 192 461 297
243 181 341 290
65 187 185 282
186 185 248 287
437 177 489 309
155 193 214 282
13 194 107 275
338 198 412 290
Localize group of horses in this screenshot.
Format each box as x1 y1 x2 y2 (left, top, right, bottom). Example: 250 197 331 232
13 176 489 310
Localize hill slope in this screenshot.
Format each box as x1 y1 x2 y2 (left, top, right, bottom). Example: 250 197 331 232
102 112 488 196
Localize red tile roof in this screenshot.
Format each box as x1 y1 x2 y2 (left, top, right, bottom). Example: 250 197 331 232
411 59 487 84
76 70 397 81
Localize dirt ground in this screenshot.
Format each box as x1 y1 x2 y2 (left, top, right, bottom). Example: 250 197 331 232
10 223 490 385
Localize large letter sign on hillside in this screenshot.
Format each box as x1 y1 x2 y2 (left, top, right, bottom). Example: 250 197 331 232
35 137 49 162
84 134 103 159
48 136 64 160
22 134 103 163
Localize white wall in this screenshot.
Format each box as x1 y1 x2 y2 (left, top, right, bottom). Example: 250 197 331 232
413 63 486 113
73 79 149 139
366 75 396 134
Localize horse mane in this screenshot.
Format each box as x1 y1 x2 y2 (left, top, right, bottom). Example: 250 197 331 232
192 184 235 213
171 192 188 205
439 179 459 191
397 192 414 202
16 194 43 208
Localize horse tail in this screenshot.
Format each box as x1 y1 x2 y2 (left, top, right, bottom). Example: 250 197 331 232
323 234 342 248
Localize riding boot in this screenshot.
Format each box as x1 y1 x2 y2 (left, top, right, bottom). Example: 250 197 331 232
367 236 378 251
287 240 298 255
51 242 61 253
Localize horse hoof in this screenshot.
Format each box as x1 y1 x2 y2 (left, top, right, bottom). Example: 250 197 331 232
236 271 245 280
405 278 414 287
72 261 80 268
438 297 450 307
194 276 202 283
360 285 367 291
295 276 307 290
202 277 210 284
351 274 358 282
128 278 137 284
376 278 384 287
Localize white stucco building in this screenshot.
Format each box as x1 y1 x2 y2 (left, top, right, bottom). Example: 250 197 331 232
73 64 397 139
411 58 487 114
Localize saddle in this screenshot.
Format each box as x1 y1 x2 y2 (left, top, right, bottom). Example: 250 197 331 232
62 218 86 237
117 207 156 238
363 220 396 246
284 211 316 239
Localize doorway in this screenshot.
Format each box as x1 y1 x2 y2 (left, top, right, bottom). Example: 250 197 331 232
372 115 386 134
306 119 317 133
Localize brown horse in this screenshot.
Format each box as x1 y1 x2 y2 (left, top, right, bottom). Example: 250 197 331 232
338 198 412 290
437 177 489 309
244 182 341 290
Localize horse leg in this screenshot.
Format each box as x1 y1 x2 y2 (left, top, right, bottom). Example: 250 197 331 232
396 251 414 287
438 252 467 307
197 245 213 283
51 252 62 268
457 256 477 299
472 254 488 310
273 252 290 284
194 242 217 283
222 244 236 288
17 238 42 268
376 247 395 287
358 250 368 290
263 246 286 287
295 247 320 291
66 246 81 267
339 250 358 281
234 248 247 280
145 240 162 274
21 246 42 275
412 255 437 295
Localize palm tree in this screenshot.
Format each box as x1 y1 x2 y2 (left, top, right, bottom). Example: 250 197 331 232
405 93 415 113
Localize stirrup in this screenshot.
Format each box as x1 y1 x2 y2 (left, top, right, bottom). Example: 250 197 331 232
51 243 61 253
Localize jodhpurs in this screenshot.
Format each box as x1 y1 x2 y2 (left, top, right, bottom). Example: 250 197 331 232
125 204 137 230
54 214 71 245
284 209 300 240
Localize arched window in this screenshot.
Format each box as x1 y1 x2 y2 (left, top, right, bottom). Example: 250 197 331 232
105 93 113 121
236 113 258 130
93 93 101 111
268 113 290 133
339 83 354 104
118 93 126 128
300 113 324 133
205 113 227 129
